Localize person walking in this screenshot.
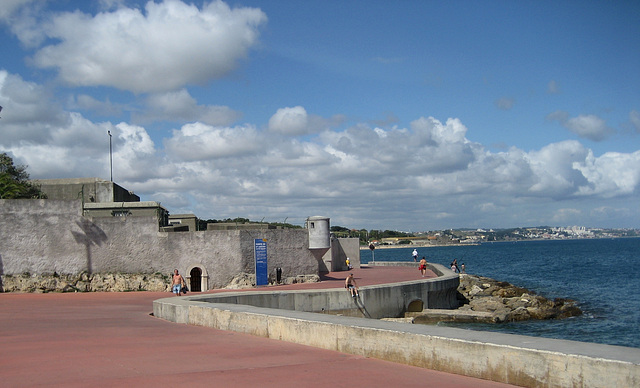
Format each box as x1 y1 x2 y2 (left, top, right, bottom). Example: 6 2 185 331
412 249 418 262
171 269 185 296
419 257 428 277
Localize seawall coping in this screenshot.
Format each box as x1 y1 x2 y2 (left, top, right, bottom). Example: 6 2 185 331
155 295 640 365
154 276 640 388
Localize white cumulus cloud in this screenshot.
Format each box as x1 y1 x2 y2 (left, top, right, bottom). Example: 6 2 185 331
564 114 614 141
268 106 309 135
29 0 266 93
135 89 240 125
164 122 261 161
2 69 639 229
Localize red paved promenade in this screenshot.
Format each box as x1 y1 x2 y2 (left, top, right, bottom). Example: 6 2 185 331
0 267 518 387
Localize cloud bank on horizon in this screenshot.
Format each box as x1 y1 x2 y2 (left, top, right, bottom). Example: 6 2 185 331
1 0 639 231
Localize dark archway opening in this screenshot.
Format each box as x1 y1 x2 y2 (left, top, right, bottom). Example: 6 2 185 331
190 267 202 292
407 300 424 312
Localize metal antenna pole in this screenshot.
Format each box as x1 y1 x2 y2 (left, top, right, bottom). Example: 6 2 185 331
108 130 113 182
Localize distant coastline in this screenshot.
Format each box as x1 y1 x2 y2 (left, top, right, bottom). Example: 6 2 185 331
359 235 639 250
360 243 474 250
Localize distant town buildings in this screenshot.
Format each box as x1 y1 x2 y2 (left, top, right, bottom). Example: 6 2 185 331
365 226 638 247
415 226 638 245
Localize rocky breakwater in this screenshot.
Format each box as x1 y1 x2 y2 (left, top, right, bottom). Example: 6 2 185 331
408 273 582 324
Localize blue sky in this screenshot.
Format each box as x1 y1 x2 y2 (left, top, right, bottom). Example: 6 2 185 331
1 0 639 231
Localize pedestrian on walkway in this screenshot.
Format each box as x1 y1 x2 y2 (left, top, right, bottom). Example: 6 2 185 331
419 257 428 277
171 269 185 296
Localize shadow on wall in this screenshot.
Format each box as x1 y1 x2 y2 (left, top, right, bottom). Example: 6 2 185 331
332 238 348 271
71 218 108 274
309 248 330 273
0 253 4 291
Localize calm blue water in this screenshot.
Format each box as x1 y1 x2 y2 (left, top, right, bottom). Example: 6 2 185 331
361 238 640 348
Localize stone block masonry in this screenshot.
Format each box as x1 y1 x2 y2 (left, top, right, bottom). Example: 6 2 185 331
0 199 319 292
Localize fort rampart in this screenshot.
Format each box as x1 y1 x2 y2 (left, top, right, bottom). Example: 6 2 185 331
0 199 321 291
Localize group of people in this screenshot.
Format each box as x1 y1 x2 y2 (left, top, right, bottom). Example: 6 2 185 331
450 259 465 273
414 249 466 276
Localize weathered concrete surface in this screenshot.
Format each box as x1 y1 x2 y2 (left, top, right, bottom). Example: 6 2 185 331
154 274 640 388
408 308 505 324
0 199 318 290
366 261 421 267
0 270 519 388
187 263 458 318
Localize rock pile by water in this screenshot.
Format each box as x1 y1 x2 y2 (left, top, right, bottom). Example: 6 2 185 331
404 274 583 324
451 273 582 323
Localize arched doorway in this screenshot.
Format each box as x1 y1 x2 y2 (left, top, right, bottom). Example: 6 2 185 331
189 267 202 292
407 299 424 312
185 264 209 292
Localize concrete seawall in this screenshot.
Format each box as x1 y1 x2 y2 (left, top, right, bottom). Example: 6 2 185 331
154 265 640 388
186 263 459 318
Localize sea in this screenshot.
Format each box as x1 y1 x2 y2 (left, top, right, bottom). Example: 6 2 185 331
360 238 640 349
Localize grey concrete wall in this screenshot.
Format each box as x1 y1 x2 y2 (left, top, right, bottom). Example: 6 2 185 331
0 199 319 290
329 238 361 271
154 291 640 388
185 267 458 319
35 178 140 203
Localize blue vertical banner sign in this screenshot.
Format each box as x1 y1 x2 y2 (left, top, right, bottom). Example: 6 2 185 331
254 239 268 287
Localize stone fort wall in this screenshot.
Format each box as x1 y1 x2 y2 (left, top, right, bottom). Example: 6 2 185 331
0 199 320 292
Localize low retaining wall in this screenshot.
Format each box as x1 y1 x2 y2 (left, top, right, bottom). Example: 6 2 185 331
153 266 640 387
367 261 452 276
366 261 420 267
189 263 459 318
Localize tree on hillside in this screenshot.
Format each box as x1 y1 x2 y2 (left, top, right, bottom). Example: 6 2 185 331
0 153 46 199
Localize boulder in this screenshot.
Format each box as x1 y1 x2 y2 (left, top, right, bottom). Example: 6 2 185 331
412 273 582 324
224 273 256 289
